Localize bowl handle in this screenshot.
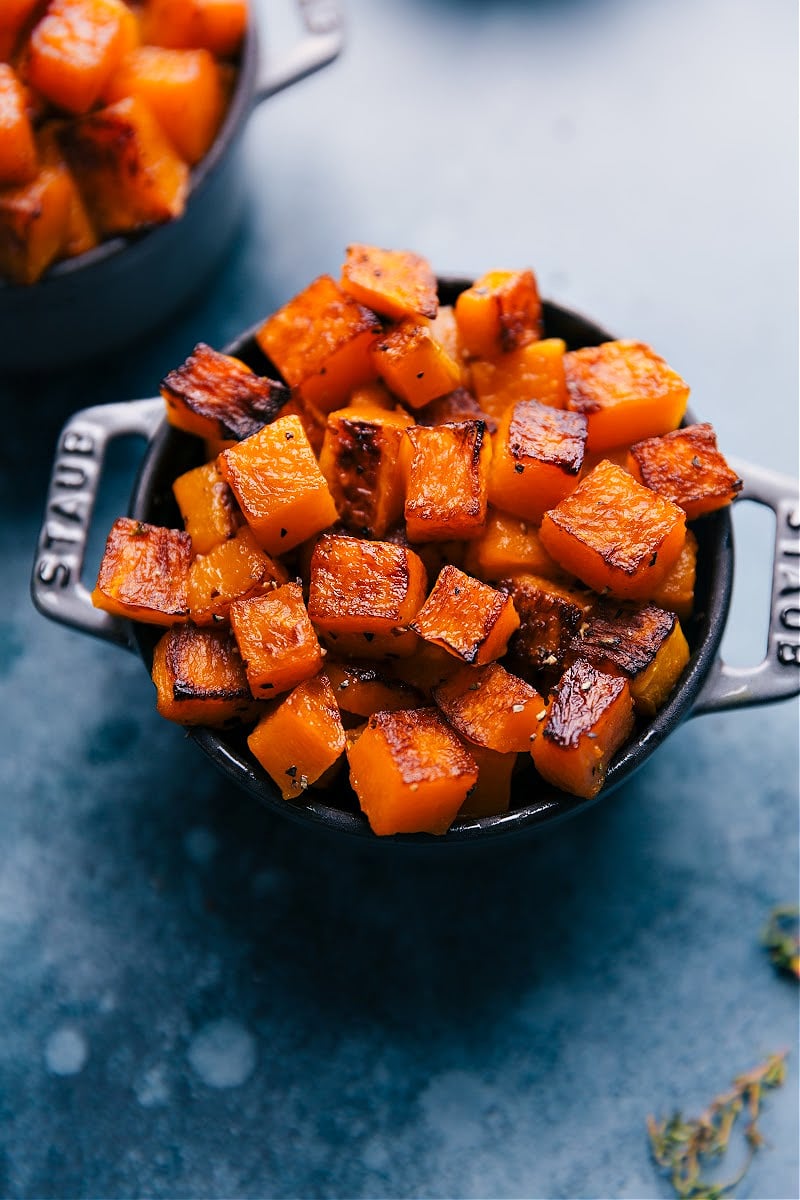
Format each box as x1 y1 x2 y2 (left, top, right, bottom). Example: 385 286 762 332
692 460 800 715
254 0 344 103
30 397 164 652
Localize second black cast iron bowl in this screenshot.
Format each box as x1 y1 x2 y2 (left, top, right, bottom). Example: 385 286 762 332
0 2 343 375
31 278 800 846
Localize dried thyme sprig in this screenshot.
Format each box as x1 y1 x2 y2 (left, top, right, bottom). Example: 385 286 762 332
647 1051 788 1200
761 905 800 979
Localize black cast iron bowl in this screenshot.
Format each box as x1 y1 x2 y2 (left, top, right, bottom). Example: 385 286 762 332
31 279 800 846
0 1 343 375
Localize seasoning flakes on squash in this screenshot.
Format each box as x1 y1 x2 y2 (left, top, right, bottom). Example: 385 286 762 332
410 565 520 665
247 673 346 801
188 526 288 625
229 582 323 698
432 661 544 753
341 243 438 321
499 572 594 679
403 419 491 542
162 342 289 442
152 623 261 726
627 423 743 519
454 269 542 359
489 398 587 522
92 516 191 625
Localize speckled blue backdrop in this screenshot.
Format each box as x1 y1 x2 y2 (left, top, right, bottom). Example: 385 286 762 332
1 1 798 1197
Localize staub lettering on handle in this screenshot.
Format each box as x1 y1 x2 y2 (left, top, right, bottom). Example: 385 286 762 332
36 425 100 591
776 502 800 667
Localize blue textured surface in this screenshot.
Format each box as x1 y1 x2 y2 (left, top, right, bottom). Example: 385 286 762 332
1 1 798 1197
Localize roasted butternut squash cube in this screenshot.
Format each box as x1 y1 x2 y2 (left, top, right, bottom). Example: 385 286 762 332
188 526 287 624
539 459 687 601
570 600 690 718
454 269 542 359
0 163 72 283
433 662 544 753
247 673 346 801
162 342 289 442
219 414 338 555
256 274 382 413
325 660 421 717
36 121 97 258
308 534 428 637
273 391 328 457
499 573 594 678
318 404 413 538
410 565 520 665
341 243 438 321
428 304 465 364
403 420 491 541
627 423 742 519
462 509 562 582
471 338 568 418
347 707 479 836
390 640 462 697
0 64 38 186
531 660 634 799
60 95 189 235
230 582 323 698
0 1 43 63
28 0 133 114
650 527 697 624
346 380 398 413
416 386 496 433
372 318 465 409
488 398 587 522
92 516 191 625
564 340 689 452
173 459 241 555
104 46 224 164
152 624 261 726
457 743 517 818
143 0 247 58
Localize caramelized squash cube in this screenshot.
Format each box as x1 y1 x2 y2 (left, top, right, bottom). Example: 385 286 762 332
92 516 191 625
454 269 542 358
325 660 422 717
463 509 562 582
28 0 132 114
433 662 544 753
499 573 594 677
531 660 634 799
347 707 479 836
36 120 97 257
229 582 323 698
0 163 72 283
256 274 382 413
372 318 465 409
403 420 491 541
161 342 289 442
308 534 428 637
564 340 689 452
410 565 520 664
142 0 248 58
59 95 189 235
457 743 517 818
627 423 742 519
341 243 438 321
318 404 413 538
0 1 43 63
152 623 261 726
0 64 38 186
650 527 697 624
105 45 224 164
188 526 287 625
571 600 689 717
471 337 568 418
219 414 338 555
247 673 346 801
488 398 587 522
539 459 687 600
173 459 241 555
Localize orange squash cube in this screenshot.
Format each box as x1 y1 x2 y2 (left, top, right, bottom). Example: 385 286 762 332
470 338 568 418
92 516 191 625
650 527 697 624
188 526 287 625
390 640 462 697
0 64 38 186
627 423 742 520
28 0 133 114
564 340 690 452
104 46 224 164
318 404 413 538
325 660 422 717
60 95 189 235
230 582 323 698
172 459 241 555
219 414 338 555
341 243 438 321
142 0 247 58
410 565 520 665
488 398 587 522
417 386 495 433
462 509 562 582
308 534 428 637
432 662 544 753
347 707 479 836
247 673 346 801
403 420 491 542
346 380 398 413
499 573 594 678
256 274 382 413
457 743 517 818
454 269 542 359
372 317 465 409
0 163 72 283
151 624 262 726
36 121 97 258
539 459 687 601
0 1 43 63
531 659 634 799
162 342 289 442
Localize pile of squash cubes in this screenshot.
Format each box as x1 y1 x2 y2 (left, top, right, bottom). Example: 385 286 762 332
92 246 742 835
0 0 246 284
